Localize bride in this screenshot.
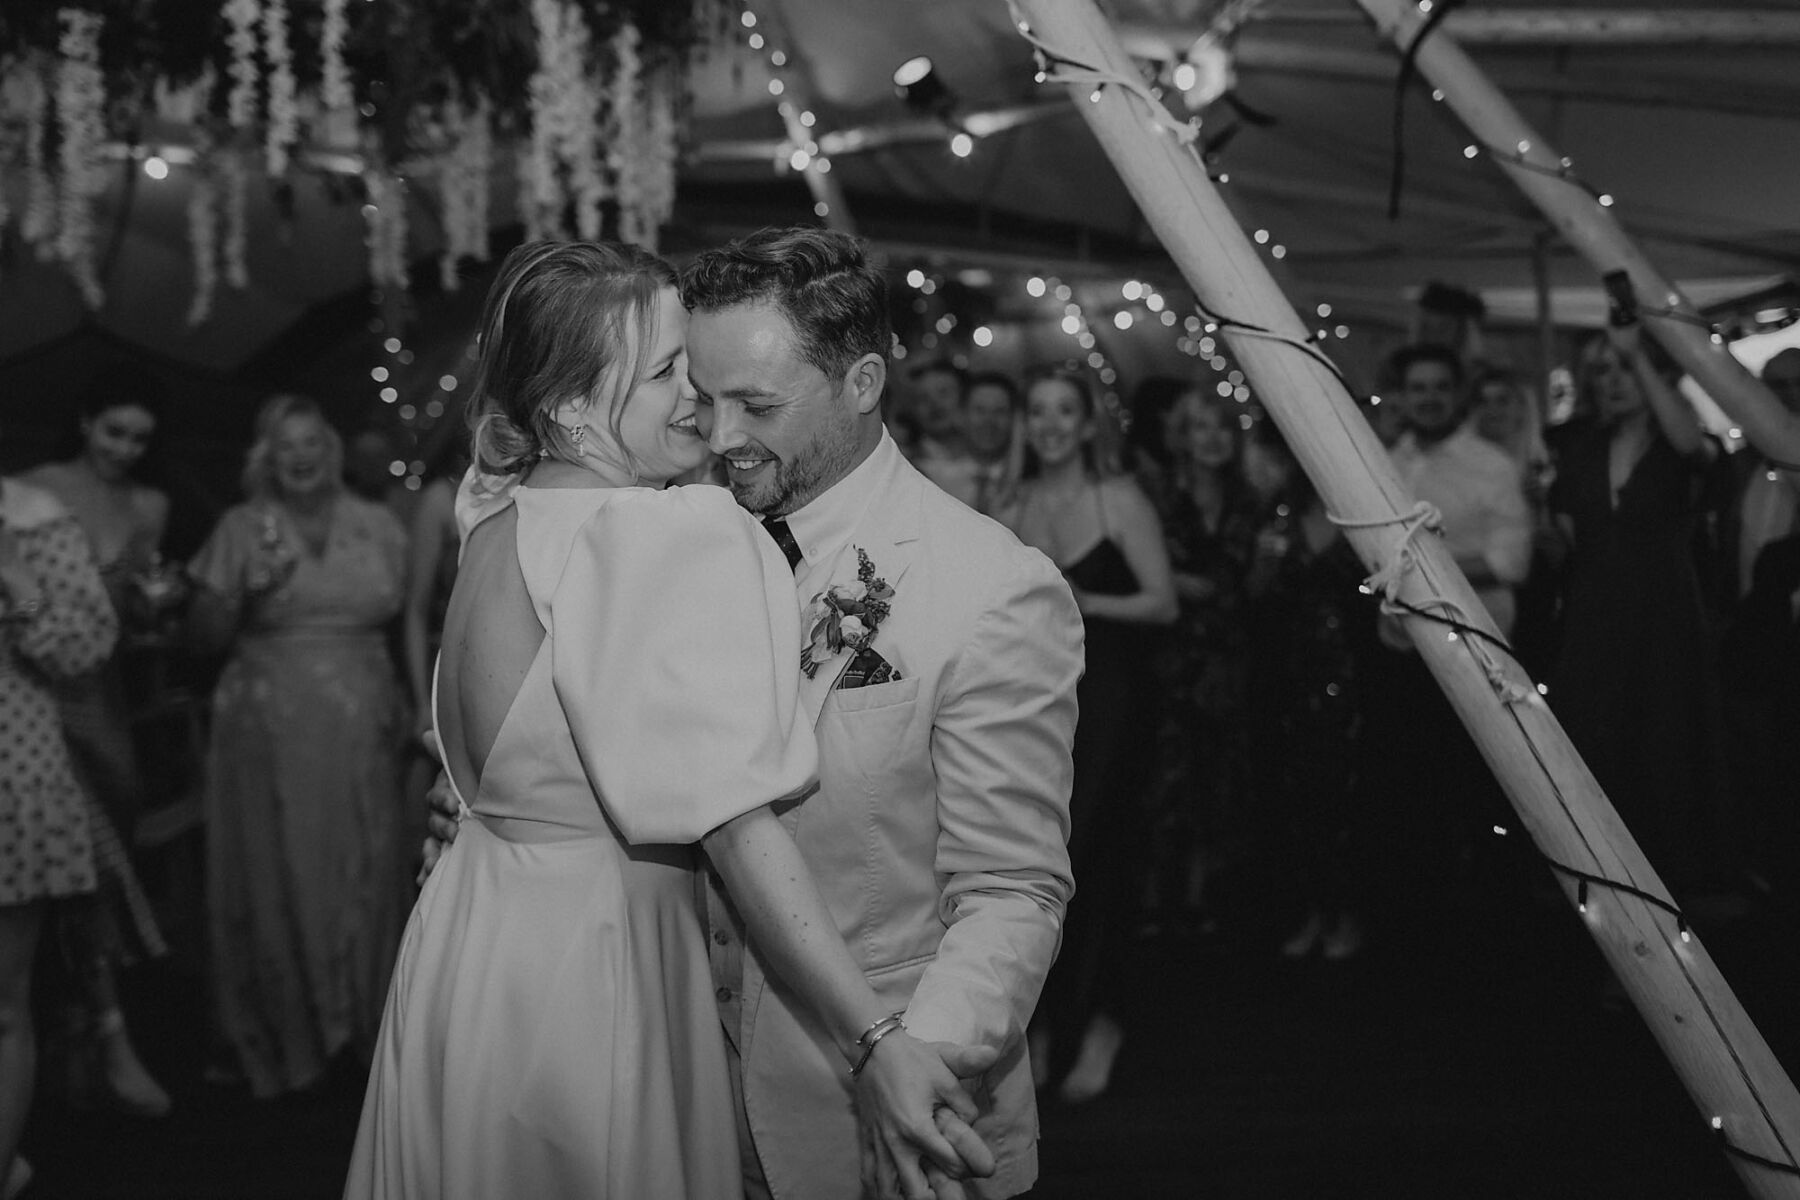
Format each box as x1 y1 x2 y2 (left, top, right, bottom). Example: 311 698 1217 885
344 241 985 1199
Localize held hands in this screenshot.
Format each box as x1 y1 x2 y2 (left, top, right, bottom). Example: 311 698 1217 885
855 1033 998 1200
415 761 461 888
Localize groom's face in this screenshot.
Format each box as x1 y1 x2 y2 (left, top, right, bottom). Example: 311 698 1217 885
688 301 862 517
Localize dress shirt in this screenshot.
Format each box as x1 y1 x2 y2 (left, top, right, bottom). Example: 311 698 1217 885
1738 465 1800 598
1388 422 1533 634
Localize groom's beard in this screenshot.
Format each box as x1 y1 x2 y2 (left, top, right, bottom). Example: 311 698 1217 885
727 405 860 517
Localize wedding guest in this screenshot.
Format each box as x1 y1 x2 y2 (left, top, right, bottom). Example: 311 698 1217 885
1 473 119 1198
185 393 410 1097
908 360 970 468
21 367 176 1117
1238 425 1371 961
1549 327 1728 893
1469 366 1566 674
1123 375 1190 493
1710 350 1800 897
1354 345 1530 933
922 370 1022 515
1000 365 1176 1103
1140 385 1256 934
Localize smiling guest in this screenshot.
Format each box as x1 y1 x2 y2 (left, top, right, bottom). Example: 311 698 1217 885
22 366 177 1118
998 365 1176 1104
185 393 410 1098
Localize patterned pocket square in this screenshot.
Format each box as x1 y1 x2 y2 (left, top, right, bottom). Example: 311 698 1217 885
836 645 901 689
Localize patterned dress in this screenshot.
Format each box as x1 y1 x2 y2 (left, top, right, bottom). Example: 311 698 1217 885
189 493 408 1097
0 479 118 907
1144 473 1257 877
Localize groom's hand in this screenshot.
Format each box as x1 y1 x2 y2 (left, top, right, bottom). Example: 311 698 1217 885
855 1033 998 1200
415 766 462 887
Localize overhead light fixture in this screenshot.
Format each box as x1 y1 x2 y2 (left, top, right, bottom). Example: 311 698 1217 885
893 55 957 123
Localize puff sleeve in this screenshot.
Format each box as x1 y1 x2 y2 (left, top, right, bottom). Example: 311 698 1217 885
551 486 818 844
10 510 119 679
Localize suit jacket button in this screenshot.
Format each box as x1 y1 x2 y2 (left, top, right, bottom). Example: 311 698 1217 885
716 986 734 1002
713 929 731 945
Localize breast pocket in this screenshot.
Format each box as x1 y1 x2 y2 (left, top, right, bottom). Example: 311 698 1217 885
821 676 921 783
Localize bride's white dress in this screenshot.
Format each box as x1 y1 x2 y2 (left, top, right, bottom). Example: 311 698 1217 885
344 481 816 1200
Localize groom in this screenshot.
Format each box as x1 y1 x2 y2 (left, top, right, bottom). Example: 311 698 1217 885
431 226 1080 1200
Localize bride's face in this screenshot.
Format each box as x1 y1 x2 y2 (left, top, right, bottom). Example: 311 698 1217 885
614 288 708 484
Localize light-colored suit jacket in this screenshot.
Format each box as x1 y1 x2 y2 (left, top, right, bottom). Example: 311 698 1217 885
707 439 1081 1200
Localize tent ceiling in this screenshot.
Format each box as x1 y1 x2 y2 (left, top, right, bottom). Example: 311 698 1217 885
1 0 1795 377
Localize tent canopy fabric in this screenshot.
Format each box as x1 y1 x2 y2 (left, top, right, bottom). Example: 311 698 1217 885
1 0 1794 385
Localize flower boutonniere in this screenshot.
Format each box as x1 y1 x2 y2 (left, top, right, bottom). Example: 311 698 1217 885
800 547 895 679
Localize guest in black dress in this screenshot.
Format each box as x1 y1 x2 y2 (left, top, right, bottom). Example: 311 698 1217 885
1548 326 1728 893
1140 385 1257 932
1239 427 1373 960
1000 365 1177 1104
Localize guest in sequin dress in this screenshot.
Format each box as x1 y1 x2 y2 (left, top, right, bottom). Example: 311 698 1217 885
1 475 118 1196
1141 385 1257 933
186 394 410 1097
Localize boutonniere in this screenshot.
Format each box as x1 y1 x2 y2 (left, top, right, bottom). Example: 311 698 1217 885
800 547 895 679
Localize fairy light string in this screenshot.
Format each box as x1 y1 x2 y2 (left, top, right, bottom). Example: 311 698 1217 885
1009 1 1800 1178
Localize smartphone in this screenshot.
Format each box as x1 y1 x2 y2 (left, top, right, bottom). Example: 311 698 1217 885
1602 270 1638 328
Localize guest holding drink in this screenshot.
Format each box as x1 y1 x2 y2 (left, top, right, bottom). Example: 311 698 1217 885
186 394 410 1097
21 366 179 1117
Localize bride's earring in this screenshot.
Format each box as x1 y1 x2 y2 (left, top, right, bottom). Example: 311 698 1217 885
569 424 587 449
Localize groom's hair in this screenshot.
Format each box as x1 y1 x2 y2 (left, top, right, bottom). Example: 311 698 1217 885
681 226 891 388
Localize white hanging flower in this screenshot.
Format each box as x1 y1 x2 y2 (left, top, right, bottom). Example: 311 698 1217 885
365 166 409 290
525 0 605 243
18 55 58 258
224 0 261 130
222 149 250 289
55 7 107 309
609 22 642 244
186 154 221 326
262 0 297 176
319 0 352 113
439 96 492 291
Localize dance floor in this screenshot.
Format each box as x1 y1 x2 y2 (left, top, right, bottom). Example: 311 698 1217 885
22 853 1796 1199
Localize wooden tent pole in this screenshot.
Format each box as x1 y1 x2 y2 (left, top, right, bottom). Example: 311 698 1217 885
1352 0 1800 466
1007 2 1800 1195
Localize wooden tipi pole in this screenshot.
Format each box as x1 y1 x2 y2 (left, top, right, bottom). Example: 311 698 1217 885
1353 0 1800 464
1006 2 1800 1195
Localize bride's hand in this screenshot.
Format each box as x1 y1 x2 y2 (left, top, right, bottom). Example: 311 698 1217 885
854 1032 998 1200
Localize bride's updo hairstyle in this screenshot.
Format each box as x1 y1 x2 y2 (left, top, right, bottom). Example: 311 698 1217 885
467 240 679 476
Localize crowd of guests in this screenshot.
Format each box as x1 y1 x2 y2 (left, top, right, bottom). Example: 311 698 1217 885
882 330 1800 1105
2 313 1796 1193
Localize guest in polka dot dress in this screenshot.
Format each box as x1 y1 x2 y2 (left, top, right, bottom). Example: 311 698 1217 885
0 476 120 1200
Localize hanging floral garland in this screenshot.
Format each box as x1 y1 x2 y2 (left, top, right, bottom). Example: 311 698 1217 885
608 21 642 243
262 0 297 176
439 96 492 291
319 0 351 114
186 149 221 326
364 163 410 291
222 148 250 289
0 0 724 315
55 7 107 309
523 0 608 243
223 0 261 131
617 55 680 251
6 55 57 256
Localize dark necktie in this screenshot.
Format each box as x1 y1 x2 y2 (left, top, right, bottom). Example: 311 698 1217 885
762 516 803 573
